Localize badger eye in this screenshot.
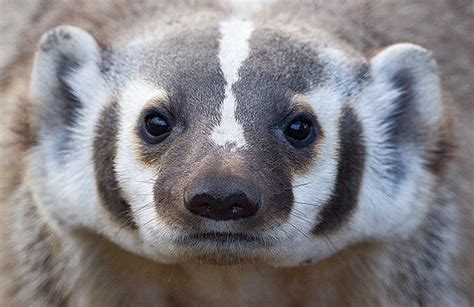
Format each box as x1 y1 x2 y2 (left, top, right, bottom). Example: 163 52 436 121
283 115 316 147
142 111 172 143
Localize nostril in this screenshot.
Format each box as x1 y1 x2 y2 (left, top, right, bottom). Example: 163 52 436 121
199 204 210 212
184 194 214 218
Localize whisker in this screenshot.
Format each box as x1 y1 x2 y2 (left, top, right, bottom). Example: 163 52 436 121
286 221 311 240
290 210 316 226
292 181 313 189
294 201 322 208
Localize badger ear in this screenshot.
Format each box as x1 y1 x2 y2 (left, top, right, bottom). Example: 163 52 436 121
370 43 442 146
30 25 103 131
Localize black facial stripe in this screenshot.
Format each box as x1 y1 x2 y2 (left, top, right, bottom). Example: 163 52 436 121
93 101 137 229
312 105 366 235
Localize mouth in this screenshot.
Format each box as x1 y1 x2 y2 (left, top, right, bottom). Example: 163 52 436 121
172 232 275 264
175 231 271 246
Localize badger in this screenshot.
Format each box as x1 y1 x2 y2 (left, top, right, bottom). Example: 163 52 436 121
0 0 473 305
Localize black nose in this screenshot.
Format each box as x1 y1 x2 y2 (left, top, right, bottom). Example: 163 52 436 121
185 191 259 221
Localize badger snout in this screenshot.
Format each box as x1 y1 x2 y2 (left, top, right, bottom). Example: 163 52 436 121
184 175 262 221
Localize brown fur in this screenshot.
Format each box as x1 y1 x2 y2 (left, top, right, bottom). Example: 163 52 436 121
1 0 473 305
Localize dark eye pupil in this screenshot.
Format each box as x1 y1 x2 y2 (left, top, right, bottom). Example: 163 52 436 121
145 114 170 137
285 118 312 141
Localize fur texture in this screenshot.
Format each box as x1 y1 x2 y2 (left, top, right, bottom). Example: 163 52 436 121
1 0 473 305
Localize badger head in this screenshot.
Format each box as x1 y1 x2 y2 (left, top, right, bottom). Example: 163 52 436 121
28 20 448 266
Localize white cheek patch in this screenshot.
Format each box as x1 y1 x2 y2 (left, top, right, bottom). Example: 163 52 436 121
272 78 439 266
283 50 364 239
265 87 365 267
264 101 354 266
210 19 254 150
115 81 158 214
114 80 178 262
284 88 342 236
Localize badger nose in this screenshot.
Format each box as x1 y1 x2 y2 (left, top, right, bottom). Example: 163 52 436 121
185 191 260 221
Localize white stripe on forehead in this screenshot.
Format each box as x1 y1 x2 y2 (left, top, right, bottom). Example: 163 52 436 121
211 18 254 150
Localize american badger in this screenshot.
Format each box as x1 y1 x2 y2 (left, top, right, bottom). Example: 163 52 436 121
0 0 473 305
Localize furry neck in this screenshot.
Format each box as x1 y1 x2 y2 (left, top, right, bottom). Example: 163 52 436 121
2 185 461 306
2 188 382 305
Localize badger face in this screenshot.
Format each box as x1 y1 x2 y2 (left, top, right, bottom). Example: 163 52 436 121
28 20 444 266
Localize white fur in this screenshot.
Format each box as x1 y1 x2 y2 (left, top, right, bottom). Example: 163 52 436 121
29 25 141 252
350 71 436 240
31 26 107 233
265 87 348 266
229 0 276 16
30 25 99 111
28 25 444 268
290 90 342 232
114 80 179 262
210 19 253 150
348 44 442 240
371 43 441 126
265 45 442 266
